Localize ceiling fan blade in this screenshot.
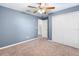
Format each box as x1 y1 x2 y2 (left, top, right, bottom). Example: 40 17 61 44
46 7 55 9
33 10 37 13
28 6 37 8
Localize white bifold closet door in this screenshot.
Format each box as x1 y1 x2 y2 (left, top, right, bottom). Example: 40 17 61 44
52 11 79 48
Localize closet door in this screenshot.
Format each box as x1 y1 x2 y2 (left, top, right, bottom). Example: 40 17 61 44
52 11 79 48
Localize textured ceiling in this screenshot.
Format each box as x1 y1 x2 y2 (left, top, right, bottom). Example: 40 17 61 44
0 3 79 18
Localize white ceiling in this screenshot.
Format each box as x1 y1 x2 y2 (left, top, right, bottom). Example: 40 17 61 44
0 3 79 18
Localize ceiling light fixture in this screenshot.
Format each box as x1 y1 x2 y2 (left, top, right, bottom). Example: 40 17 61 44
37 9 45 14
27 3 55 14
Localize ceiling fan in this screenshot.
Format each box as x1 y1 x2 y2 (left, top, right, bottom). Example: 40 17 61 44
27 3 55 14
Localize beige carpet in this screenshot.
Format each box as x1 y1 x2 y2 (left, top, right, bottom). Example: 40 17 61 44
0 37 79 56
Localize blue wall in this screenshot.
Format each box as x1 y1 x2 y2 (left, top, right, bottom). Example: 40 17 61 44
48 15 52 40
0 6 38 47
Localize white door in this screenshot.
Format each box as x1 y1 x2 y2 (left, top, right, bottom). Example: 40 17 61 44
38 19 48 38
38 19 42 36
52 11 79 48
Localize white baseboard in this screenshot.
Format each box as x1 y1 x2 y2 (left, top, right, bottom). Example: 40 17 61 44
0 37 38 50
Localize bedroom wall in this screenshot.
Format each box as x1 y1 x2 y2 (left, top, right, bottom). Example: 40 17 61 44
0 6 38 47
48 15 52 40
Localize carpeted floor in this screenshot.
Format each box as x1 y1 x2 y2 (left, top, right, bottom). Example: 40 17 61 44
0 37 79 56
